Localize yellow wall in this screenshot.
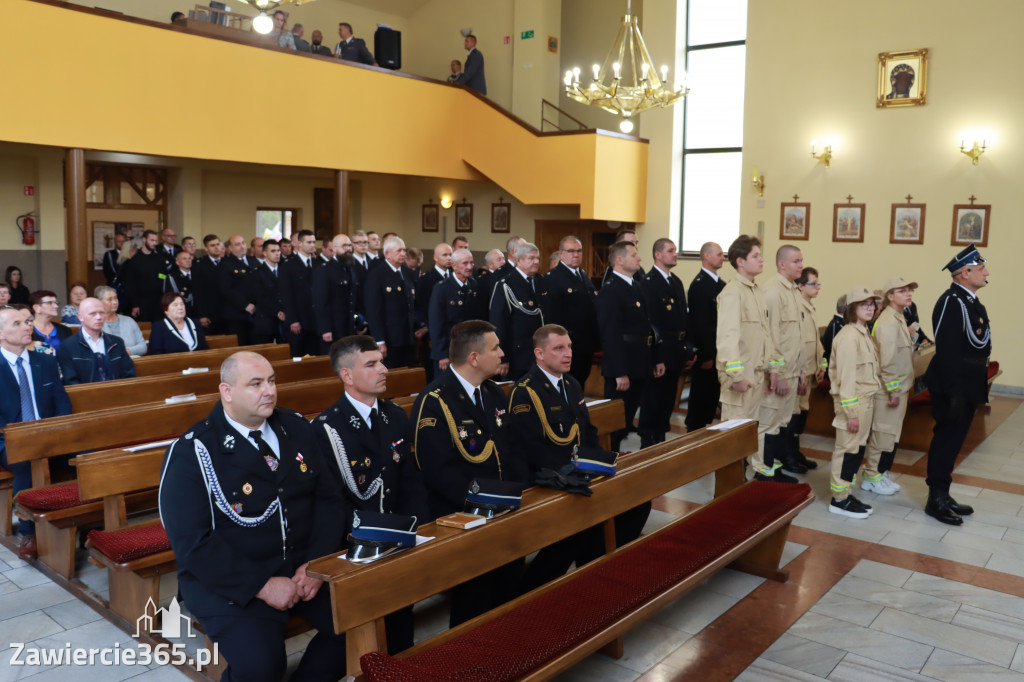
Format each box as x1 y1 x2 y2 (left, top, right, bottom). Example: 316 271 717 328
742 0 1020 387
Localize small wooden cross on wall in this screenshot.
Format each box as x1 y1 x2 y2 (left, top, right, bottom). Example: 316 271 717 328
905 194 914 203
845 195 854 203
792 194 799 202
968 195 977 205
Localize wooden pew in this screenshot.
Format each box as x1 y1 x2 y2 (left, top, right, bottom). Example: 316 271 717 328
205 334 239 349
130 343 290 377
9 370 426 576
74 398 624 634
307 422 813 678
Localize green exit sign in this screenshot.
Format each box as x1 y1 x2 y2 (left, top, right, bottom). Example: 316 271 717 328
521 30 534 39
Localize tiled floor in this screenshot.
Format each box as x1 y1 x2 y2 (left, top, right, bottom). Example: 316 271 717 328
3 397 1024 680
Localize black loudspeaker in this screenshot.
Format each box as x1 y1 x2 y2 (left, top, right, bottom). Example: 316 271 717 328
374 28 401 70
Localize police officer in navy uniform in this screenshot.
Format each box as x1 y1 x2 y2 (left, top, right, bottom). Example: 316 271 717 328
489 241 546 381
428 248 483 376
923 243 991 525
686 242 727 431
411 320 527 627
507 324 617 593
542 236 599 386
218 234 260 346
596 241 665 452
279 229 321 357
638 238 692 446
364 236 426 369
159 351 347 682
311 336 429 653
312 234 358 355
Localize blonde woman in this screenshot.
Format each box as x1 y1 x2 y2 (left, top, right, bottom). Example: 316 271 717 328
828 287 882 518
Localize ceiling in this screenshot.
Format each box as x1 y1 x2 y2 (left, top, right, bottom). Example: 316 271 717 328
335 0 431 17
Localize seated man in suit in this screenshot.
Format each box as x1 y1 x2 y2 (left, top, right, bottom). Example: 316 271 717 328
411 320 528 626
311 335 429 653
335 21 375 65
159 352 348 682
56 297 136 384
457 34 487 95
0 306 73 559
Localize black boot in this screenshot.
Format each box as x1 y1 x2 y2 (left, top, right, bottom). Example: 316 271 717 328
793 410 818 469
925 489 964 526
775 426 807 474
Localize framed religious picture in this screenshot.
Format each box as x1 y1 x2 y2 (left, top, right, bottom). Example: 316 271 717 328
547 36 558 54
889 200 926 244
951 202 990 247
455 201 473 232
877 48 927 108
491 201 511 233
779 201 810 240
422 203 439 232
833 201 865 242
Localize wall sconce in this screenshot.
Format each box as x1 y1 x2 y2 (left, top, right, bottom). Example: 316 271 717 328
811 141 832 169
440 196 453 209
960 139 987 165
751 166 765 197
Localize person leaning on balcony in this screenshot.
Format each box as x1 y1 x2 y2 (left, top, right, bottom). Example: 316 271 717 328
457 34 487 95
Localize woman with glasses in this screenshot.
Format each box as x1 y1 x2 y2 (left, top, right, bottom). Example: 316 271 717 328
28 290 73 354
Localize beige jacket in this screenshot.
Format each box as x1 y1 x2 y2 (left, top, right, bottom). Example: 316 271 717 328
871 306 915 395
764 273 804 379
799 296 826 378
716 274 780 385
829 322 881 423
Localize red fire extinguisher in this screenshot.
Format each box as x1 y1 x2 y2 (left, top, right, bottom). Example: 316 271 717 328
17 213 36 245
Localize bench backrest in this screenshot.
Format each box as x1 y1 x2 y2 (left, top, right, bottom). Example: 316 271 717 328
131 343 290 376
307 421 755 633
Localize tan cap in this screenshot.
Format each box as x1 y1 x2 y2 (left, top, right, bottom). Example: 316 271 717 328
846 286 882 306
880 277 918 294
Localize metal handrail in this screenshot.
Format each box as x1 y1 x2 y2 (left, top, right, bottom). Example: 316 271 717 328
540 99 589 132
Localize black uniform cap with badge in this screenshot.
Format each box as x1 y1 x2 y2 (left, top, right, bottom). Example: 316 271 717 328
464 478 523 518
347 510 419 564
534 444 617 497
941 242 986 275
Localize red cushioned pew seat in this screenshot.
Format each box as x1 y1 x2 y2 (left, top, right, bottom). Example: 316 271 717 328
87 522 171 564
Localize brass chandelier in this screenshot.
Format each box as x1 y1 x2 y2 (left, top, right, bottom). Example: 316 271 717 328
564 0 689 134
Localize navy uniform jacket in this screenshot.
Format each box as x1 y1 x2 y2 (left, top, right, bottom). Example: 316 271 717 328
428 276 483 362
600 265 644 288
457 48 487 95
336 37 374 65
507 365 601 475
489 271 546 374
411 369 527 519
102 248 121 286
926 283 991 404
149 318 209 355
311 258 357 340
159 403 346 622
0 352 71 457
596 274 654 379
164 269 199 319
193 256 223 322
279 256 319 331
217 255 259 323
477 269 502 306
415 268 449 328
56 330 137 384
311 394 430 527
821 315 845 368
249 261 285 337
903 301 932 345
364 263 421 348
640 268 690 372
688 269 726 365
542 262 600 356
122 250 168 321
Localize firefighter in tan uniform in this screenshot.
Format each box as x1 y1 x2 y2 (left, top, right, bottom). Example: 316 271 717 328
716 235 784 481
828 287 882 518
861 277 917 496
793 267 827 470
761 245 807 478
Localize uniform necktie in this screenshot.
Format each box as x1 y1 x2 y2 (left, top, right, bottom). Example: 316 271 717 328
369 407 380 436
557 378 569 405
306 258 312 270
527 276 535 293
474 387 484 413
16 357 35 422
249 429 279 471
577 269 587 285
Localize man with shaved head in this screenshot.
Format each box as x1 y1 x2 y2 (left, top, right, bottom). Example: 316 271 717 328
159 351 347 680
57 297 137 384
415 243 454 377
686 241 727 432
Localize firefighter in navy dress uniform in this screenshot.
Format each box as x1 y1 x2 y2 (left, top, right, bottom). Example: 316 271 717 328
489 241 546 381
311 335 429 653
541 236 600 387
364 236 426 369
411 320 528 627
428 248 483 376
158 351 347 682
685 242 727 432
923 243 991 525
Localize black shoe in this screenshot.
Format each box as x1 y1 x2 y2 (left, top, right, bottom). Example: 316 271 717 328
778 453 807 475
797 450 819 469
943 494 974 516
925 491 964 526
754 470 798 484
830 496 870 519
846 494 872 514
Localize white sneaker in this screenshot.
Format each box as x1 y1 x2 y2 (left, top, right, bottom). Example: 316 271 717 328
861 476 898 496
883 474 901 493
